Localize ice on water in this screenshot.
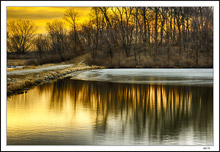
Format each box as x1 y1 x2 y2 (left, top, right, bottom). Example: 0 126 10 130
70 69 213 86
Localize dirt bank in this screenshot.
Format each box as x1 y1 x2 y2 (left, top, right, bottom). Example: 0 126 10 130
7 63 104 96
7 64 75 75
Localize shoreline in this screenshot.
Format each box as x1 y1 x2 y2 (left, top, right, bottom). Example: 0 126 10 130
7 65 213 97
7 65 104 96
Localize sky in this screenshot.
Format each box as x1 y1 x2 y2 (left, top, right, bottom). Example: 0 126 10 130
7 7 91 33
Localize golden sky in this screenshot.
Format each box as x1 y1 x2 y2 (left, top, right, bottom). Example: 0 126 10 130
7 7 91 33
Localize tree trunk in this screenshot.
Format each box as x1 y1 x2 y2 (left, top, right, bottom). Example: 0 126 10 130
154 8 158 62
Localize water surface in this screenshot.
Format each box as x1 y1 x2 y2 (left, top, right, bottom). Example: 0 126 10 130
7 69 213 145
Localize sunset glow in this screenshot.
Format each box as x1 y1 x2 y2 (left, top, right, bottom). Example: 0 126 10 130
7 7 91 33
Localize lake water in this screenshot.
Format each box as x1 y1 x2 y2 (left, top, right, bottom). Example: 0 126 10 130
7 69 213 145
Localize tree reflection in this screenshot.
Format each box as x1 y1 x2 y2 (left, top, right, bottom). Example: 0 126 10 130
40 78 213 143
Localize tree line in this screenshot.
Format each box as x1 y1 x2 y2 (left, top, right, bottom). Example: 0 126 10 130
7 7 213 67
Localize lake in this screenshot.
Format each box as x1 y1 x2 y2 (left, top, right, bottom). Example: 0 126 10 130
7 69 213 145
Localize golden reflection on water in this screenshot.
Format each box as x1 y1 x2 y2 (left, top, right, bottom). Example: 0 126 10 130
7 78 213 145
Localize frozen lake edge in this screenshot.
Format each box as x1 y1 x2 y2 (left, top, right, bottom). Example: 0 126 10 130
70 68 213 86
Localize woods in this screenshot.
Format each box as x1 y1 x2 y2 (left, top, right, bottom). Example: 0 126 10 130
7 7 213 68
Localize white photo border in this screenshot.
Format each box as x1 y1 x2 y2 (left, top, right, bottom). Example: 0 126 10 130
1 1 219 151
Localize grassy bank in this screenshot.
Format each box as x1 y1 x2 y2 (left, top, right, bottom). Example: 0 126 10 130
7 65 104 96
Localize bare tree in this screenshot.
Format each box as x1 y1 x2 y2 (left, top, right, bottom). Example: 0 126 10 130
64 8 82 55
34 34 50 58
47 20 68 61
64 9 78 37
154 7 159 62
64 8 79 30
89 7 102 58
159 7 168 54
7 19 37 54
175 7 183 56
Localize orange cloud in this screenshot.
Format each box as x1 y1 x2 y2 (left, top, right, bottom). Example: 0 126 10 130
7 7 91 33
